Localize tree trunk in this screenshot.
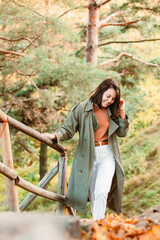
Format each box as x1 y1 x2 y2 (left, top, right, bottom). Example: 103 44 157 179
39 143 47 180
46 0 51 14
85 0 100 64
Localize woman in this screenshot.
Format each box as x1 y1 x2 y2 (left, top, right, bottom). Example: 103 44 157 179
43 78 129 221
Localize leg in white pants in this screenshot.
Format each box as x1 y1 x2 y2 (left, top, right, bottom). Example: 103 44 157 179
89 145 115 221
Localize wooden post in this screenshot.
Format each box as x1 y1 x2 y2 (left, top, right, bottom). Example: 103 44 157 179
0 123 19 212
39 143 48 180
57 153 67 213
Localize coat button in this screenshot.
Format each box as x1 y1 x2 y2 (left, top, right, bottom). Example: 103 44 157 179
84 138 87 141
81 154 84 157
80 170 83 173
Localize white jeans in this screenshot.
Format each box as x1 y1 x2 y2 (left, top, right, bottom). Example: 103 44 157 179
89 144 115 221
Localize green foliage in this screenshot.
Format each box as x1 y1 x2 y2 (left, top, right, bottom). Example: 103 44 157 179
0 0 88 132
139 17 160 38
149 57 160 79
121 118 160 177
120 118 160 216
102 51 148 89
11 134 39 167
99 26 121 41
121 86 145 120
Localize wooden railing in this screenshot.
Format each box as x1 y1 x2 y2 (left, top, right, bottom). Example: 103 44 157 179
0 109 75 215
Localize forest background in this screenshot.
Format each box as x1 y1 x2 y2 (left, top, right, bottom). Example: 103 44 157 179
0 0 160 219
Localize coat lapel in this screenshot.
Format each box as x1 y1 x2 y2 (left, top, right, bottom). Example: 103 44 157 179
85 101 119 136
107 108 119 138
85 100 99 131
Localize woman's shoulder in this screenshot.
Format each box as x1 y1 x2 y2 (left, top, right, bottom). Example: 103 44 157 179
71 100 92 112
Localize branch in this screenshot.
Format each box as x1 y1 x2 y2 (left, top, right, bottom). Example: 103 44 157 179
99 11 122 28
11 0 47 18
57 0 112 18
0 98 34 107
12 80 28 93
15 68 36 77
58 5 88 18
100 0 112 6
0 37 38 47
0 49 25 56
99 18 140 29
22 34 41 52
0 80 28 97
99 52 160 67
11 0 56 26
22 98 35 102
71 25 86 29
133 6 160 13
98 38 160 47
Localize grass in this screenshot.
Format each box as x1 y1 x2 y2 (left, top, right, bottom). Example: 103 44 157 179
0 176 9 211
121 119 160 217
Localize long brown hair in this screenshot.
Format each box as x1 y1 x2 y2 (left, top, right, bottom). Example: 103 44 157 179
89 78 120 119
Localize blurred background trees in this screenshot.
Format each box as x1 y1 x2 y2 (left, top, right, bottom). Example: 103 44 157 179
0 0 160 215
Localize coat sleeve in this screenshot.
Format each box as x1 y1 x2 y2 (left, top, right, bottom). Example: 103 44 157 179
54 103 80 142
114 115 129 137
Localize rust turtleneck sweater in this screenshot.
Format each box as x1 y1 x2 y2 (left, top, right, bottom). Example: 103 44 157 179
94 104 109 143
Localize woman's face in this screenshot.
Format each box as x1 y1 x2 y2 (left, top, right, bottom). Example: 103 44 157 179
101 88 117 108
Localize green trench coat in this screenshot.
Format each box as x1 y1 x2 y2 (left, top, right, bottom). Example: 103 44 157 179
54 100 129 214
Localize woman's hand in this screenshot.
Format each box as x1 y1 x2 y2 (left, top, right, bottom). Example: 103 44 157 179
119 98 125 111
119 98 126 120
42 132 57 141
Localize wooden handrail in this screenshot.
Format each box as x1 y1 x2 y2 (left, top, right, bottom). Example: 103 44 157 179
0 109 75 215
57 154 67 212
0 162 65 204
0 109 66 154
